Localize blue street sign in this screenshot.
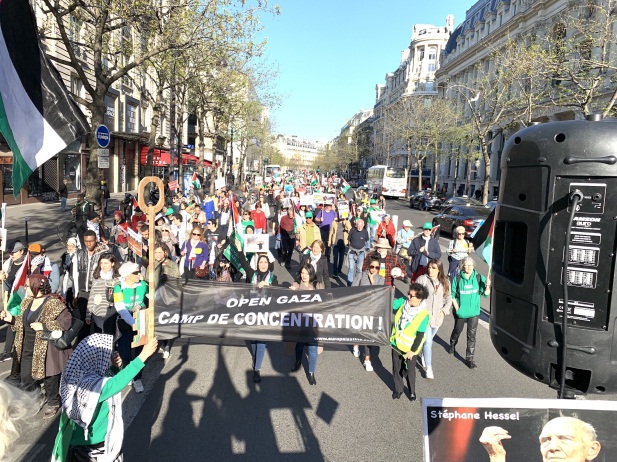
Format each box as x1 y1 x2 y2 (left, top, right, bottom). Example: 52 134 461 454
95 124 110 148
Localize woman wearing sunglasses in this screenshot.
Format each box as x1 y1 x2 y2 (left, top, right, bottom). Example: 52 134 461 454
446 225 473 279
180 226 209 281
390 282 429 402
350 256 385 372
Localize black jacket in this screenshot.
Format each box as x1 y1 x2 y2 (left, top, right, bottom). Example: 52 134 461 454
300 253 331 289
408 235 442 273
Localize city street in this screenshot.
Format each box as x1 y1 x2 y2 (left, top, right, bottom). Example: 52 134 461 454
4 196 615 461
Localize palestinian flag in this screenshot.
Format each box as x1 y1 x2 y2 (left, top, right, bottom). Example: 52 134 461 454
471 209 495 266
6 251 30 316
310 173 319 186
0 1 89 198
192 172 201 189
341 179 351 194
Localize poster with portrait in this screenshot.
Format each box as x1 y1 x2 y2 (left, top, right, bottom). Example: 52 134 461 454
423 397 617 462
369 210 387 223
312 193 335 206
337 201 349 218
244 234 270 253
305 186 313 196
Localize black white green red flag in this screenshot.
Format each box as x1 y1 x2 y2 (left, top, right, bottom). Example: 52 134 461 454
471 209 495 266
0 0 89 197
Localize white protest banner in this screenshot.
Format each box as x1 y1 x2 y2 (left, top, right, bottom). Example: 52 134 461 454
313 193 336 206
215 177 226 190
299 194 313 206
337 200 349 218
370 210 387 223
1 203 5 229
254 176 263 187
244 233 270 253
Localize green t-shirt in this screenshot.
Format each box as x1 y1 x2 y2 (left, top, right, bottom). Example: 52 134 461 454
113 280 148 311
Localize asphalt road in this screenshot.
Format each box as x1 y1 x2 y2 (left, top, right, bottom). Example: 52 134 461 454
5 196 616 462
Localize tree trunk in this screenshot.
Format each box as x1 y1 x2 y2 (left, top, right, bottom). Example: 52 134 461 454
176 111 183 193
85 97 105 202
482 144 491 205
466 156 471 197
418 158 423 193
197 111 205 179
433 154 440 192
238 138 247 186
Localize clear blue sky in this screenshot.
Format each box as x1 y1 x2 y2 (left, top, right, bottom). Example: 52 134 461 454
257 1 470 143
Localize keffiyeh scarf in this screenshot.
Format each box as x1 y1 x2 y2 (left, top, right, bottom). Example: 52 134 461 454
52 334 123 462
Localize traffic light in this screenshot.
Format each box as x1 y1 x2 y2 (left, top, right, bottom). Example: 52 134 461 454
264 158 269 165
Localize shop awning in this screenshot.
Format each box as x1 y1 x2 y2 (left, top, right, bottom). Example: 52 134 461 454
181 153 199 164
140 146 171 166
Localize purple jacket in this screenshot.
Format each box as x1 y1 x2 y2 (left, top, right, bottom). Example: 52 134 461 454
181 240 209 269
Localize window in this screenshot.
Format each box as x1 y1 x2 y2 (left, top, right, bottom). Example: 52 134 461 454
70 76 82 98
428 47 437 60
386 168 405 178
419 48 425 61
428 64 436 73
126 104 137 132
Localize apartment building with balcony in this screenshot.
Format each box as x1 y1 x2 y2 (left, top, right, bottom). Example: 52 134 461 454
274 135 323 170
371 15 454 188
434 0 581 199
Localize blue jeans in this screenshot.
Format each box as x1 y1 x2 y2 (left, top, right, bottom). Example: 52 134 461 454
347 249 366 284
295 343 318 373
251 341 266 370
117 332 143 380
60 197 67 212
421 326 439 368
366 224 376 249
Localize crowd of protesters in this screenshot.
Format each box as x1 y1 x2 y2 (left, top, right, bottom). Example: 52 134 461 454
0 169 491 459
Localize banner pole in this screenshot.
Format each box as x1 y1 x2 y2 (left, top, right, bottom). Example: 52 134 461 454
137 177 165 342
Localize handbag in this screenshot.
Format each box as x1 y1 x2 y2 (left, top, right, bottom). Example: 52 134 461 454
194 265 208 278
41 314 84 350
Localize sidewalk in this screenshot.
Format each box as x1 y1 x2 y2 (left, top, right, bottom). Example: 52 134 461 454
2 192 131 264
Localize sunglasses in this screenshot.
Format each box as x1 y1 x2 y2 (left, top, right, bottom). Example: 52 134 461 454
408 293 420 299
192 232 201 236
131 271 140 275
457 232 465 235
369 265 380 269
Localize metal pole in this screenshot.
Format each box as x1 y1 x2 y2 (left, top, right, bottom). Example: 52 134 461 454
24 217 29 245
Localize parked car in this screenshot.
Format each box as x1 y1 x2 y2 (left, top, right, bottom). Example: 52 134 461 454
409 191 442 210
439 196 484 212
432 205 492 239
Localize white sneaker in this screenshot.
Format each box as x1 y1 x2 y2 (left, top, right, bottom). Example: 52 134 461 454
162 350 170 360
133 379 144 393
352 346 360 358
425 367 434 379
364 360 373 372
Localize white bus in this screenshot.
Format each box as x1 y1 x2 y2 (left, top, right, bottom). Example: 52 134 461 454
366 165 408 198
264 164 282 182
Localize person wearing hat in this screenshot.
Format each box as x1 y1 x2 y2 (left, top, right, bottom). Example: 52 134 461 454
408 222 442 282
131 207 147 232
113 261 148 393
297 211 320 253
362 238 406 286
363 198 380 249
29 243 60 293
376 214 396 249
396 221 415 278
0 241 27 362
328 212 352 277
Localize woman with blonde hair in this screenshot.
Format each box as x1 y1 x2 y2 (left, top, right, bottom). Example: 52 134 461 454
447 226 472 279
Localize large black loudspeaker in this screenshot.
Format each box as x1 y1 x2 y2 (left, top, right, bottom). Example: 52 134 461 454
492 117 617 395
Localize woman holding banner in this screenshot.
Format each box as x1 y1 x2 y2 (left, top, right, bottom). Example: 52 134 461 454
180 227 209 281
290 263 324 386
248 255 279 383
